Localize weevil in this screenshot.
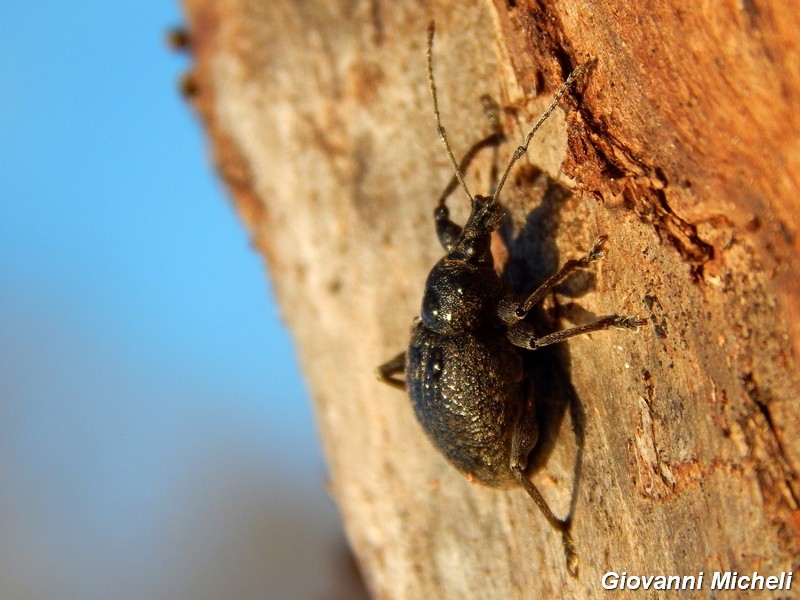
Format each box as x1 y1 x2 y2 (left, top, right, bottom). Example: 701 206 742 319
378 23 644 576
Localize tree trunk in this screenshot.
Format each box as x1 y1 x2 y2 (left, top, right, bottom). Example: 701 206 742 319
178 0 800 596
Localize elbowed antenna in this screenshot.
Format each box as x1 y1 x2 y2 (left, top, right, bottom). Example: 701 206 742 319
492 63 587 202
427 21 474 203
428 21 587 205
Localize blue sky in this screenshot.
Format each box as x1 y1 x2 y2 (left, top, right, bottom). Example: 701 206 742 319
0 3 357 598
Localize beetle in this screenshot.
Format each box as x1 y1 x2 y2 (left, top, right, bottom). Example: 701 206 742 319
378 22 644 576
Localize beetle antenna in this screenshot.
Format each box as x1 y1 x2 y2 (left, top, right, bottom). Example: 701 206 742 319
492 64 586 202
427 21 474 203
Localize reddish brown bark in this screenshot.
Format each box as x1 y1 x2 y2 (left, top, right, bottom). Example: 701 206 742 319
180 0 799 596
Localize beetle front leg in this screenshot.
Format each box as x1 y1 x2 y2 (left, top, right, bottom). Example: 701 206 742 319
510 395 578 576
434 132 504 252
498 236 608 325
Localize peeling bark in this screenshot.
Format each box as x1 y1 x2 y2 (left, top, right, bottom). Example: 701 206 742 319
178 0 799 597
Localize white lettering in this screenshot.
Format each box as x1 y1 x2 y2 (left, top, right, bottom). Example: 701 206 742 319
750 572 765 589
605 570 790 592
712 571 732 589
602 572 619 590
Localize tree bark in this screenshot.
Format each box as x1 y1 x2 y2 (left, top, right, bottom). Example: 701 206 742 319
179 0 800 597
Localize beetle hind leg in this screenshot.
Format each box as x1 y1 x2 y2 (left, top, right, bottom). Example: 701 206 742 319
510 396 578 576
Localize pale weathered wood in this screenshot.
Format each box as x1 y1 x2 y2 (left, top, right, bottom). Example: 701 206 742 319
179 0 800 596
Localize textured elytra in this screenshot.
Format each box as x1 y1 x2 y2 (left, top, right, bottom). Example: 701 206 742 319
407 306 525 489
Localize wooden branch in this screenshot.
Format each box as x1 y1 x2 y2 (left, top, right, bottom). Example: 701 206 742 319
179 0 800 596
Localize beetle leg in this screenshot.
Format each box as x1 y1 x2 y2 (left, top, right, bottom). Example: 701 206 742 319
499 236 608 324
377 351 407 390
509 315 646 351
510 395 578 576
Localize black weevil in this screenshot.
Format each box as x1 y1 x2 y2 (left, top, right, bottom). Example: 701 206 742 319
378 22 644 576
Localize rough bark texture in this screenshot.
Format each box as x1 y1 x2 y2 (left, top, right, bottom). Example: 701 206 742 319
178 0 800 597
